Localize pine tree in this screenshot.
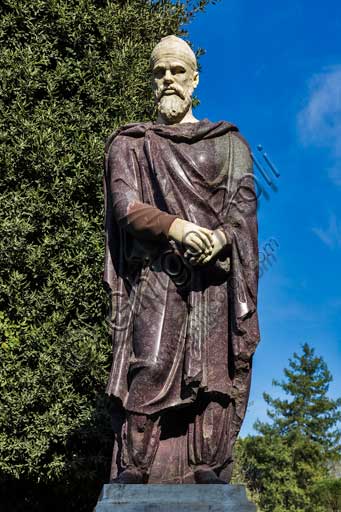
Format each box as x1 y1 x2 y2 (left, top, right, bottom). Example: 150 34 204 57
0 1 213 509
237 344 341 512
258 343 341 454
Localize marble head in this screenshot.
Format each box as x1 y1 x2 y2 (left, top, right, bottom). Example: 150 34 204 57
150 35 199 124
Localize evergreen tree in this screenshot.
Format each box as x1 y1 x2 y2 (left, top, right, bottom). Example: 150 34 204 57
259 343 341 454
0 1 212 509
237 344 341 512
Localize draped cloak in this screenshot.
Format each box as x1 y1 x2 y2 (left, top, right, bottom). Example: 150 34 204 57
103 119 260 427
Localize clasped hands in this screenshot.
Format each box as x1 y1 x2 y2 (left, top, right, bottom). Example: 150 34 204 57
168 218 228 266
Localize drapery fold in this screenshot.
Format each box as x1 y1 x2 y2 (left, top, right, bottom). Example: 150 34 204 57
103 119 259 419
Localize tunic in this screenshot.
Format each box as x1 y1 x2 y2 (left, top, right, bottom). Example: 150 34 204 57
103 119 260 426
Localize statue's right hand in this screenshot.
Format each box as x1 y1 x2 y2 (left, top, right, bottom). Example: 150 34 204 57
168 219 214 255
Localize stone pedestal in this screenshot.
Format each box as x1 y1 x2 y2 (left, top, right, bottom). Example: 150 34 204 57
94 484 257 511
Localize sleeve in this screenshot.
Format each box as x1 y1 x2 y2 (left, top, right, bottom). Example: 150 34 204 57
106 135 179 241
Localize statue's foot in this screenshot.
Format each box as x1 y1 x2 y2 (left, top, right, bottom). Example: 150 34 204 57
194 468 227 484
114 468 144 484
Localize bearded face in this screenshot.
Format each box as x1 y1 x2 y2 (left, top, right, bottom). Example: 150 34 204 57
152 58 198 124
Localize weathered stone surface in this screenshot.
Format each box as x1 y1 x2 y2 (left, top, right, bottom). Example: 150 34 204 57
103 34 260 484
94 484 257 512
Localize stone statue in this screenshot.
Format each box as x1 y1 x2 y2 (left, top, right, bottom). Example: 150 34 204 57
103 35 260 485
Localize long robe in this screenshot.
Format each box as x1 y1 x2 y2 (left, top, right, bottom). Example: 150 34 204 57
103 119 260 481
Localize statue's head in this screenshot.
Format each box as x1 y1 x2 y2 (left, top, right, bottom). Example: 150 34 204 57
150 35 199 124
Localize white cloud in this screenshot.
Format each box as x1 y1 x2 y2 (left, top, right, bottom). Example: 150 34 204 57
312 212 341 249
297 67 341 186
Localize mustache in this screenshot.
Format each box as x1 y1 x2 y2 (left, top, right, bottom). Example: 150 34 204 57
156 85 185 101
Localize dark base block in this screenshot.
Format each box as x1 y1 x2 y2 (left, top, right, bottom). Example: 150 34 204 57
94 484 257 511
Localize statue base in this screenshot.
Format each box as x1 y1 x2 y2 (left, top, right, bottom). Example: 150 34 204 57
94 484 256 511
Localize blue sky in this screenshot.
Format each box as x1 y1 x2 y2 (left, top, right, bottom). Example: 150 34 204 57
185 0 341 435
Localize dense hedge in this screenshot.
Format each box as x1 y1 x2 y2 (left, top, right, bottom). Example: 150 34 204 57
0 1 211 509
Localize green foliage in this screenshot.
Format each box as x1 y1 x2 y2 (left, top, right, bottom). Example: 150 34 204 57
0 311 23 350
236 344 341 512
313 478 341 512
236 435 311 512
259 343 341 454
0 0 213 509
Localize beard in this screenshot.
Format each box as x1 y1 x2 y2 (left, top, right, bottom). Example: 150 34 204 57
157 92 192 124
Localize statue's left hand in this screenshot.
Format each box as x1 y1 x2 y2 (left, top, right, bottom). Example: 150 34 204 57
184 229 228 266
